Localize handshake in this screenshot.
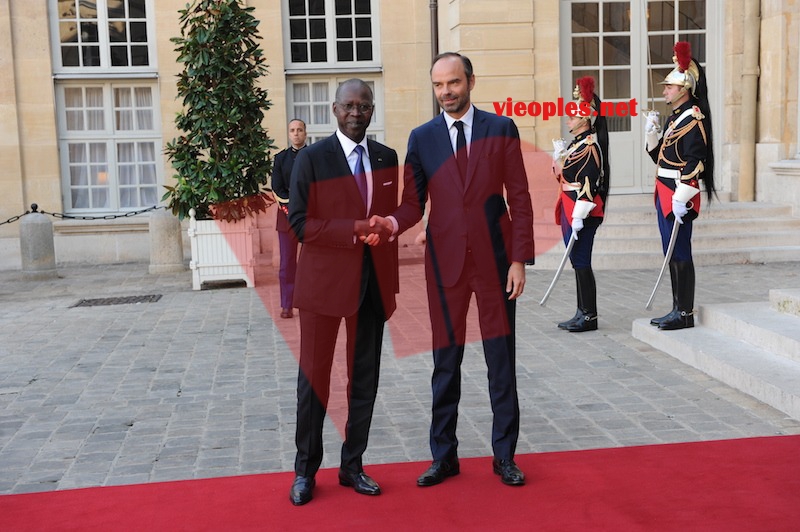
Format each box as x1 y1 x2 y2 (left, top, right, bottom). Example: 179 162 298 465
354 215 394 246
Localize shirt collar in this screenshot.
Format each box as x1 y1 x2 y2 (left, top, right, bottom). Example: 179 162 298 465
442 105 475 130
336 129 368 156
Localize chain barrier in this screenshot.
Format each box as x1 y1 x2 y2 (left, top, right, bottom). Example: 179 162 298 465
0 203 164 227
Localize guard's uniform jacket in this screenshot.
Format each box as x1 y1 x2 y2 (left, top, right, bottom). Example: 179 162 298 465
554 130 605 225
647 100 708 223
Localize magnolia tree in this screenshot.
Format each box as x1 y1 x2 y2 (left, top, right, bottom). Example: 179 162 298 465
164 0 275 222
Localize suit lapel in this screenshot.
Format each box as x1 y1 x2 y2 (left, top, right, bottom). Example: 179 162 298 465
367 140 386 171
326 134 365 212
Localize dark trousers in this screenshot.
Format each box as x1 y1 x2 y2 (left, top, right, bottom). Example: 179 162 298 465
294 253 385 477
560 211 601 269
277 230 298 309
426 250 519 462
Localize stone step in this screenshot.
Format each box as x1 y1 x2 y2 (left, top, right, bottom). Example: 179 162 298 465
606 201 794 224
607 191 732 208
591 231 800 254
699 301 800 364
601 217 800 239
631 316 800 420
531 245 800 271
771 288 800 317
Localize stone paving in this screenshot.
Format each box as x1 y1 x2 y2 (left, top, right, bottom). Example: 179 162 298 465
1 256 800 494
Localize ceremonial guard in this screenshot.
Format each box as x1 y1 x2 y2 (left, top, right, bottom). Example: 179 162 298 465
645 42 715 330
552 77 610 332
272 119 307 319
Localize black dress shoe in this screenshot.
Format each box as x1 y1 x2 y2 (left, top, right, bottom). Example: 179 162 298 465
417 458 460 487
338 470 381 496
289 475 315 506
558 309 581 330
658 310 694 330
566 312 598 332
650 308 678 326
492 458 525 486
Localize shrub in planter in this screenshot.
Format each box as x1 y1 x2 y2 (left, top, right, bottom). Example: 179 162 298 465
163 0 275 222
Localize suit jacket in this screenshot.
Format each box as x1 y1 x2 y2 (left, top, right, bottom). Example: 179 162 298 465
392 107 535 287
289 134 400 318
272 147 301 233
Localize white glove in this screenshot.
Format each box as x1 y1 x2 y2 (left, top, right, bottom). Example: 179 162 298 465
645 111 661 152
552 138 567 162
571 217 584 236
672 198 689 224
646 130 660 152
645 111 661 134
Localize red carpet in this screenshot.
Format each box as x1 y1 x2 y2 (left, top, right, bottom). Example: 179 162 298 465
2 436 799 531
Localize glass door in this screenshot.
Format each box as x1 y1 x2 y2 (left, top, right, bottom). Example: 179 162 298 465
560 0 711 194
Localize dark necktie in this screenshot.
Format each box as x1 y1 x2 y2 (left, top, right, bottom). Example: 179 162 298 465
354 145 368 213
454 120 467 183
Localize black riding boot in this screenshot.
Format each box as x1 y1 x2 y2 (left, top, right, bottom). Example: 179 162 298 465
558 270 583 329
566 268 598 332
650 261 680 326
659 260 695 330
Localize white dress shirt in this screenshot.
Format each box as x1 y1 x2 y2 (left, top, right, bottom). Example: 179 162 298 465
442 105 475 157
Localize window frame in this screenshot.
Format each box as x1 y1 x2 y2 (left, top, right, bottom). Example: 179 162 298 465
54 80 164 213
282 0 382 73
48 0 158 77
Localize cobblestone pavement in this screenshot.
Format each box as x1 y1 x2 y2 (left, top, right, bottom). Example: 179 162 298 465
1 256 799 494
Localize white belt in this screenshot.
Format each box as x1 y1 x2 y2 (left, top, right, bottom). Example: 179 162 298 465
657 167 681 180
561 182 581 192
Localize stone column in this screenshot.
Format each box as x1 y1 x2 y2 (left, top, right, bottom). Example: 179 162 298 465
148 208 185 274
19 205 57 280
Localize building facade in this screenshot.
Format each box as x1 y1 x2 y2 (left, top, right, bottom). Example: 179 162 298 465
1 0 797 270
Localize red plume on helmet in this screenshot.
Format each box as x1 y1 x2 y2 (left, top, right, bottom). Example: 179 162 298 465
576 76 595 103
674 41 692 72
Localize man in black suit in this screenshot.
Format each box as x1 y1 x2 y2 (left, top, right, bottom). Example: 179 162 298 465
272 119 307 319
287 79 399 506
376 52 535 487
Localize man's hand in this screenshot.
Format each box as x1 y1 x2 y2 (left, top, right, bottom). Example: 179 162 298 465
552 138 567 162
645 111 661 152
671 198 688 224
354 219 374 242
571 217 584 236
505 261 526 300
645 110 661 134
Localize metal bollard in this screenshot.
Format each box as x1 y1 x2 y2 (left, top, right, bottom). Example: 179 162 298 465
19 204 57 280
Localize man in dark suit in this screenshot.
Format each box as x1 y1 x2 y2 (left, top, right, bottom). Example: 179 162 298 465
287 79 399 506
377 52 535 487
272 119 307 319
